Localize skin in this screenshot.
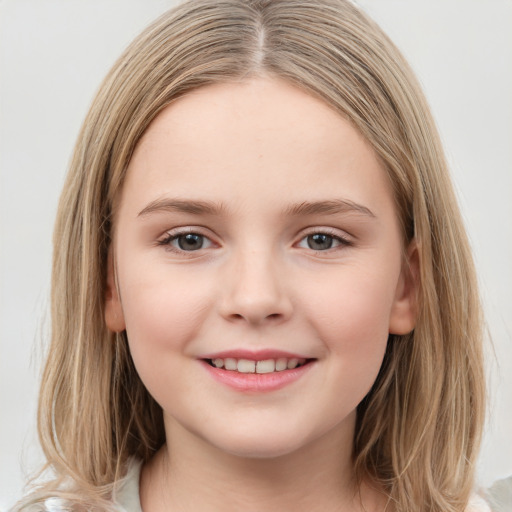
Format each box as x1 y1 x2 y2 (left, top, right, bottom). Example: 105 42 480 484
105 77 418 511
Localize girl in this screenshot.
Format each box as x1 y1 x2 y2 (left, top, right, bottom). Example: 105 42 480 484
17 0 489 510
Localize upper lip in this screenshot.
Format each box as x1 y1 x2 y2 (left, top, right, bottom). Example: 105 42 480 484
198 349 313 360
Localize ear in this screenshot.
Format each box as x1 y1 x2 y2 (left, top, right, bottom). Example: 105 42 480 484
105 248 126 333
389 240 420 335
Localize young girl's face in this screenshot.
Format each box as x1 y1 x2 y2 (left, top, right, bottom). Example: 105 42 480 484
106 78 417 459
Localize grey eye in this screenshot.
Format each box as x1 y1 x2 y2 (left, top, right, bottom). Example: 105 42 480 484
175 233 205 251
297 231 350 252
306 233 334 250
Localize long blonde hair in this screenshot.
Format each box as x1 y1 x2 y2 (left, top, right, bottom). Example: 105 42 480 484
20 1 485 510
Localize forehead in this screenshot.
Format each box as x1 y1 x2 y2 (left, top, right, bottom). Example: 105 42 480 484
121 77 395 219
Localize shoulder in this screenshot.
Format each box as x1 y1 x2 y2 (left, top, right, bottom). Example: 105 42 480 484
466 475 512 512
112 458 143 512
466 493 492 512
484 475 512 512
32 459 143 512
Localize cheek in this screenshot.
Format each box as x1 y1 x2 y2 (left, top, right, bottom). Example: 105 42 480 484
307 275 393 413
117 265 215 379
303 263 397 364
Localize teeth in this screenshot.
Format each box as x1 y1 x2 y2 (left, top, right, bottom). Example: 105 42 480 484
208 357 307 373
287 358 299 369
237 359 256 373
275 358 288 371
256 359 275 374
224 358 237 370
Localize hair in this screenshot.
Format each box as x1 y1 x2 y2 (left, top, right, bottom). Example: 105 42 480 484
18 1 485 510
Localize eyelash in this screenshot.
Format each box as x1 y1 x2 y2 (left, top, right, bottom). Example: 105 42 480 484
157 227 353 254
157 228 214 254
297 228 353 252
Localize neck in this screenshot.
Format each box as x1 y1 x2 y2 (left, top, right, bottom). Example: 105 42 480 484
140 414 387 512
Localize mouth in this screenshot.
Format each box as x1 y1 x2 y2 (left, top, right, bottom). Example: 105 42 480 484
199 350 317 392
203 357 313 374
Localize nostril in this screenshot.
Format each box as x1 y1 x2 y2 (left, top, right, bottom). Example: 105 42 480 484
227 312 281 322
219 289 293 325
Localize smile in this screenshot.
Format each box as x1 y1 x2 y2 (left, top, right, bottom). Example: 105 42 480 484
200 353 316 392
206 357 308 374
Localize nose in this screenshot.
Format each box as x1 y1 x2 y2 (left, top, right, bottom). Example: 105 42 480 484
218 247 293 326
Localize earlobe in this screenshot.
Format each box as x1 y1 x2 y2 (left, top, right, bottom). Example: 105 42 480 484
105 248 126 333
389 240 420 335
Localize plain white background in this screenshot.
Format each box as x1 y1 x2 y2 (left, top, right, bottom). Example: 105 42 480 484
1 0 511 509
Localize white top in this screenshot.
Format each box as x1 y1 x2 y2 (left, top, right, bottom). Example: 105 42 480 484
112 458 143 512
110 459 495 512
42 461 143 512
43 458 503 512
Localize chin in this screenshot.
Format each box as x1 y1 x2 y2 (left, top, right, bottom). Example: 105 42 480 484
217 437 306 460
202 422 320 460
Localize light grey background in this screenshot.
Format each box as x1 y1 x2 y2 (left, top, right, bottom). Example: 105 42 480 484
1 0 511 509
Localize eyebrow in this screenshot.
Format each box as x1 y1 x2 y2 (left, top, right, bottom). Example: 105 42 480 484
138 197 375 218
138 198 227 217
284 199 375 218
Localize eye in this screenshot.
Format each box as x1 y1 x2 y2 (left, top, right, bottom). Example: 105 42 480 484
159 231 214 252
297 232 351 251
174 233 207 251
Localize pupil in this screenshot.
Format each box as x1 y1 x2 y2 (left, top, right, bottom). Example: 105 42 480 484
308 233 333 250
178 233 203 251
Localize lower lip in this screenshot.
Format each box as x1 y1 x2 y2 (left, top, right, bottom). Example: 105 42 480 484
200 360 315 393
